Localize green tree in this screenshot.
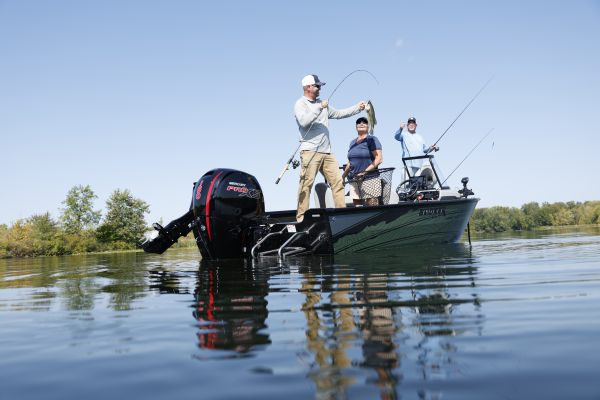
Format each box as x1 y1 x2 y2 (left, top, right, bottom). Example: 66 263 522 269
4 213 62 257
6 219 33 257
472 207 515 232
0 223 8 258
575 201 600 224
521 202 541 229
28 212 63 256
536 202 555 226
97 189 150 249
60 185 102 234
540 202 576 226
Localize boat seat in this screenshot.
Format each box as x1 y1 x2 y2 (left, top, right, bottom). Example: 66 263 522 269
388 185 399 204
313 182 335 208
314 182 355 207
415 164 437 187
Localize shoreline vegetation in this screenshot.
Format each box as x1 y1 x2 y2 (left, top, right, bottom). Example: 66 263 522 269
2 186 600 259
1 184 158 259
470 201 600 233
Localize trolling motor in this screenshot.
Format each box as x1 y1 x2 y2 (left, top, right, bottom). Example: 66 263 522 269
458 177 474 198
143 168 265 260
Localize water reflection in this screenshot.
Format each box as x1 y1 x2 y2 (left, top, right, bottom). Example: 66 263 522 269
193 260 271 355
0 252 149 312
3 232 600 399
295 244 482 399
148 268 191 294
98 253 148 311
355 273 400 400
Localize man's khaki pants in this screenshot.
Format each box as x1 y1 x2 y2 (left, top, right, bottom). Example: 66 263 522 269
296 150 345 221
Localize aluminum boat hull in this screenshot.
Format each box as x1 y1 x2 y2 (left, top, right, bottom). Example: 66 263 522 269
263 197 479 254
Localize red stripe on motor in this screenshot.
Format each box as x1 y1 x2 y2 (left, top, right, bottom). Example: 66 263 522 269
205 171 223 241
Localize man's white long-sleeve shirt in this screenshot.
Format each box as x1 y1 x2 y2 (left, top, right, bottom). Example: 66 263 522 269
294 96 361 153
394 128 431 169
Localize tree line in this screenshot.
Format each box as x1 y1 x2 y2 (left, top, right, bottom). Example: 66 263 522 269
2 189 599 258
0 185 156 258
471 201 600 233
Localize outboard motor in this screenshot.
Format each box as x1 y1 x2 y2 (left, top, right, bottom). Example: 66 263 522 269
192 168 264 260
143 168 264 261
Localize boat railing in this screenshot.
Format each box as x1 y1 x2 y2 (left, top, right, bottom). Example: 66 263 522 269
401 155 445 190
251 223 317 260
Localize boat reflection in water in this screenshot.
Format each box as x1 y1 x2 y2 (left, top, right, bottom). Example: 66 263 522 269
192 260 272 354
297 243 482 400
189 244 483 398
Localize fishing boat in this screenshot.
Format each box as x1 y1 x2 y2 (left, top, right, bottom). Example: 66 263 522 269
142 154 478 260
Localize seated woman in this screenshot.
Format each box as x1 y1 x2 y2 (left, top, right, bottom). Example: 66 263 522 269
342 117 383 206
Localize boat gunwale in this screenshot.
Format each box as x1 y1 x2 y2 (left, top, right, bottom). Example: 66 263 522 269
264 197 480 219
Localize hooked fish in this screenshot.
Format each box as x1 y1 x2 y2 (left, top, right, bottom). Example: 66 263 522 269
365 100 377 135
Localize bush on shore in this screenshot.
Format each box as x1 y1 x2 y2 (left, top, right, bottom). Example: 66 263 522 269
1 185 152 258
471 201 600 233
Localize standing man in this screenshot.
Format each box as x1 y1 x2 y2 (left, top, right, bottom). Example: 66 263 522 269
394 117 439 179
294 74 366 222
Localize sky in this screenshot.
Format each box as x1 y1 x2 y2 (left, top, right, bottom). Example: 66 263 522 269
1 0 600 226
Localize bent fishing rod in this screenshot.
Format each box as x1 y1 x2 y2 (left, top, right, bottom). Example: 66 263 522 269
275 69 379 184
441 127 494 186
431 76 494 149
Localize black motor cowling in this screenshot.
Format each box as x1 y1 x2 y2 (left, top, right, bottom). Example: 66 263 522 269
142 168 264 260
191 168 264 260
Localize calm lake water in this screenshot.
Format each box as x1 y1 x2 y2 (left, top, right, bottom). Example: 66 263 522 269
2 229 600 400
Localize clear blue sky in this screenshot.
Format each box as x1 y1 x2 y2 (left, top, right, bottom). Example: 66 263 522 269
2 0 599 225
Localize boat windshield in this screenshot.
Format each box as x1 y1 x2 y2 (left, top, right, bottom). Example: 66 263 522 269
401 154 448 189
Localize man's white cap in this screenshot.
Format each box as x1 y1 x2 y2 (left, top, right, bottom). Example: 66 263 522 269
301 74 326 87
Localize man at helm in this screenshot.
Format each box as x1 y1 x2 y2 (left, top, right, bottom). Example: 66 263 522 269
394 117 439 180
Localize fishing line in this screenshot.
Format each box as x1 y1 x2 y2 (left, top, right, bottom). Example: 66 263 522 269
431 76 494 148
441 128 494 186
275 69 379 184
327 69 379 101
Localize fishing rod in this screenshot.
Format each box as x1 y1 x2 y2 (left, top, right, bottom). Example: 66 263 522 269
275 69 379 184
328 69 379 102
441 128 494 186
431 76 494 149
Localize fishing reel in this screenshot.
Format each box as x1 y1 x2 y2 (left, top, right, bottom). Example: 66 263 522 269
458 177 474 198
275 158 300 184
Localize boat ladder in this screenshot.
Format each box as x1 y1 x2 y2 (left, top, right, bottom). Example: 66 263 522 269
251 223 315 259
